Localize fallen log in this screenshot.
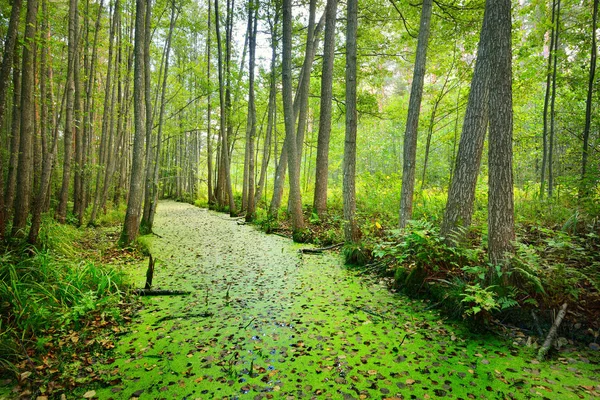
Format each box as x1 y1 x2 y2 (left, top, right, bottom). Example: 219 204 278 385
133 288 191 296
299 242 344 254
537 303 568 361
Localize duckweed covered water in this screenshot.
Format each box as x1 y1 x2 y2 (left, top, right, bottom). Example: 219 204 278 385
94 201 599 399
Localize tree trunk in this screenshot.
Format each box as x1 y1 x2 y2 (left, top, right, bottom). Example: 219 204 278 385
1 45 21 237
540 0 557 199
0 1 23 235
254 5 279 206
29 0 59 244
56 0 80 223
11 0 39 238
147 0 177 231
313 0 337 217
269 13 324 217
120 0 148 246
206 0 214 206
343 0 359 243
487 0 515 266
399 0 432 228
548 0 561 199
245 1 258 222
581 0 597 196
90 0 118 225
282 0 304 237
140 0 154 233
440 4 492 242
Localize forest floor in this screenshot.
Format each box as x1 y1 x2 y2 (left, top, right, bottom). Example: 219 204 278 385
8 200 597 399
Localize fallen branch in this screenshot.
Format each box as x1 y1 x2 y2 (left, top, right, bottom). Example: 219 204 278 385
299 243 344 254
537 303 568 361
153 311 213 324
133 289 191 296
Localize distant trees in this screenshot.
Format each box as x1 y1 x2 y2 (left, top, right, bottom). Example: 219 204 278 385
0 0 596 253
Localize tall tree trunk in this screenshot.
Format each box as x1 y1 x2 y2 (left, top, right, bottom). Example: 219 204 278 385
581 0 597 196
421 49 456 192
291 1 324 200
11 0 39 238
487 0 515 266
254 4 279 206
440 5 492 242
140 0 154 233
56 0 80 223
146 0 177 231
269 13 324 217
343 0 359 243
29 0 60 244
548 0 561 199
282 0 304 237
245 1 258 221
214 0 236 214
398 0 432 228
120 0 148 246
0 0 23 133
313 0 337 217
540 0 557 199
90 0 118 225
0 0 23 235
76 0 104 225
206 0 214 206
1 44 21 237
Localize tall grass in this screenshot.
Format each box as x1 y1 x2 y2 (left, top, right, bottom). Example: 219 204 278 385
0 220 129 371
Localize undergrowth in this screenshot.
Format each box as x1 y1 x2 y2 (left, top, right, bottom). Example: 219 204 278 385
0 216 137 397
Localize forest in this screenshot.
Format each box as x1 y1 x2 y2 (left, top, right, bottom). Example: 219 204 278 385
0 0 599 398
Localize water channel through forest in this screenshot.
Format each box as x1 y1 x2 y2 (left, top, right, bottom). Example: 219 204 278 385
92 200 599 399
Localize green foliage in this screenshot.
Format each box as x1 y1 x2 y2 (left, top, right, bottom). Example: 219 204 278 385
343 242 370 266
0 232 130 370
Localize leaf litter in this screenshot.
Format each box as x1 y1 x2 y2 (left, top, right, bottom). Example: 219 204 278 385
85 201 600 399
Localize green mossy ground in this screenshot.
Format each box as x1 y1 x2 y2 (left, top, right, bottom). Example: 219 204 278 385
74 201 599 399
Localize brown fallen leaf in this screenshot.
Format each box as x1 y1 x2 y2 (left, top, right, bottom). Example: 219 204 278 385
83 390 96 398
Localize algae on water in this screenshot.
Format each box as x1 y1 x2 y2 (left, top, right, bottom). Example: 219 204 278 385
92 201 600 399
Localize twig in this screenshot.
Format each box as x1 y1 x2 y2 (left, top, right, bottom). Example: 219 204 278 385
243 317 256 329
537 303 568 361
299 243 344 254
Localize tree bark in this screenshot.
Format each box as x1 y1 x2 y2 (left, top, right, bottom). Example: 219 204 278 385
548 0 561 199
56 0 80 223
11 0 39 238
399 0 432 228
1 44 21 237
282 0 305 236
29 0 59 244
487 0 515 266
343 0 359 243
147 0 177 231
140 0 154 233
440 4 492 242
90 0 118 225
313 0 337 217
120 0 148 246
207 0 214 206
0 0 23 235
540 0 557 199
269 13 324 217
254 4 279 206
245 1 258 222
581 0 597 196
